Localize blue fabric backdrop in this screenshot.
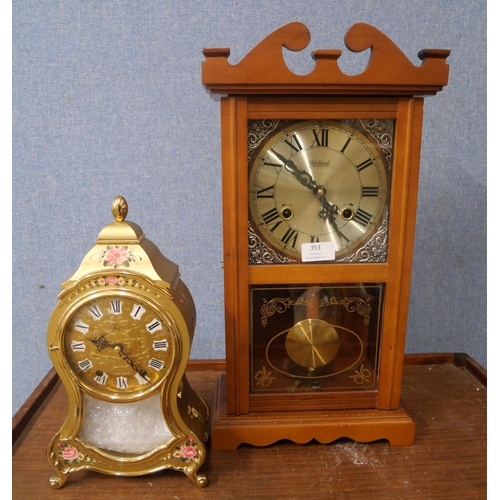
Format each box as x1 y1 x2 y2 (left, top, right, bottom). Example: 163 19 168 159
12 0 486 415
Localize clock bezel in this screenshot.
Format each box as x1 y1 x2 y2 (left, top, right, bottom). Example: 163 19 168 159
59 290 177 402
47 272 183 404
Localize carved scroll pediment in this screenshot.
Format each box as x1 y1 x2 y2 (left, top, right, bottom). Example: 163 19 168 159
202 22 450 95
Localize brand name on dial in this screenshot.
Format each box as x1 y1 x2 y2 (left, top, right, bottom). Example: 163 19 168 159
309 160 331 167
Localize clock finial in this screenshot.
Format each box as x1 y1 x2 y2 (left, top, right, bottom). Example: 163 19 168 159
112 195 128 222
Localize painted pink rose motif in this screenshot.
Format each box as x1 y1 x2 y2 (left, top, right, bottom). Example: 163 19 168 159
57 443 95 465
61 446 79 461
106 276 118 285
106 247 128 266
94 245 141 269
180 445 198 460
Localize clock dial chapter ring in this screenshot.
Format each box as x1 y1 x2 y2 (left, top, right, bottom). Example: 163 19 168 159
248 120 388 260
62 292 174 401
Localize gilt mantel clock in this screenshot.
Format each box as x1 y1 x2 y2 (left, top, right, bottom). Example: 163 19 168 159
202 22 450 450
46 196 209 488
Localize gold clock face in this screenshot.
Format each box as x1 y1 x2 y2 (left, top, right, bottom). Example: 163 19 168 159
63 294 174 400
249 120 389 260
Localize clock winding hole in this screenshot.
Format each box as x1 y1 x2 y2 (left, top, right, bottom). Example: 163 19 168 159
280 206 294 221
341 206 355 221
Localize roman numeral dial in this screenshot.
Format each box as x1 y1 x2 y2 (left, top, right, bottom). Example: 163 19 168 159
63 294 174 397
249 119 390 260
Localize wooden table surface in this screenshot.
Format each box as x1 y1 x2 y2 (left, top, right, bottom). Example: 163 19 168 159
13 354 486 499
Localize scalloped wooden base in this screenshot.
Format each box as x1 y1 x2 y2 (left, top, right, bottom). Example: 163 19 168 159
210 375 415 451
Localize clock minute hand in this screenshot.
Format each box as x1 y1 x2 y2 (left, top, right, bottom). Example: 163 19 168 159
275 152 323 194
275 152 341 231
117 349 151 384
88 336 151 384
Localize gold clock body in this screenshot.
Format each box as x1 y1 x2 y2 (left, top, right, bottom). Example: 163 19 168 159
46 197 209 488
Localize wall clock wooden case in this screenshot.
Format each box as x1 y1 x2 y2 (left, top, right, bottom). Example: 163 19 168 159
202 22 450 450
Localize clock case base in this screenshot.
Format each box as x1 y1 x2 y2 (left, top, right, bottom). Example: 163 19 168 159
210 375 415 450
47 430 209 489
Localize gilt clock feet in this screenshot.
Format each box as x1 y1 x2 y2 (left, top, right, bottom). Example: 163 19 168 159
49 474 68 489
192 472 209 488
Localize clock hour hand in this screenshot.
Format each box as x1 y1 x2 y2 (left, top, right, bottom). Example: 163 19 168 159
275 152 324 195
88 336 151 384
88 335 115 352
275 152 341 230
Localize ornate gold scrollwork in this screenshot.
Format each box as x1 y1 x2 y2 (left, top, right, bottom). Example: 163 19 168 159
349 364 372 384
254 366 278 387
260 295 371 327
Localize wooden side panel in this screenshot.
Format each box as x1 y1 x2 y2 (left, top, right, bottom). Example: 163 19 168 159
377 97 424 409
220 96 250 415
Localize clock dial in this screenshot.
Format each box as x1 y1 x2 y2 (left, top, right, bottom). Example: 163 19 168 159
63 295 174 399
249 120 390 261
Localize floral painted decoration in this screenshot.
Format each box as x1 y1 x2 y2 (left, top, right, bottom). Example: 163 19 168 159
96 245 142 269
57 442 95 465
172 437 199 463
187 405 205 422
96 275 126 287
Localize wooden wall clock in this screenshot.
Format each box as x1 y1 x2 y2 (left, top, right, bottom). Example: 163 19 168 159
46 196 209 488
202 22 450 450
